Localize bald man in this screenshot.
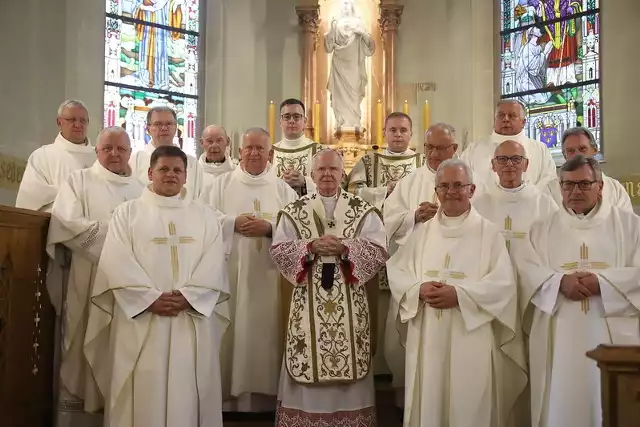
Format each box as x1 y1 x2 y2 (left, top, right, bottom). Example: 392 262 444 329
199 125 238 186
47 127 144 427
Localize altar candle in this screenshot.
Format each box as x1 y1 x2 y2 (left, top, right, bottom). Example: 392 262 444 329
376 99 383 147
423 100 431 132
403 100 409 115
314 101 320 143
268 101 276 143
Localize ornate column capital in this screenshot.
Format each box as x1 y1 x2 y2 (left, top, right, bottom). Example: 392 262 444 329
378 4 404 34
295 5 321 37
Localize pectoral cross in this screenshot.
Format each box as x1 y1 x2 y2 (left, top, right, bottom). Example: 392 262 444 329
502 216 526 252
424 253 466 320
560 242 610 313
151 222 195 283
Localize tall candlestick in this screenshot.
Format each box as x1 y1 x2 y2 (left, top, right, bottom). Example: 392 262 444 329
376 99 383 147
268 101 276 143
313 101 320 143
402 100 409 115
423 100 430 132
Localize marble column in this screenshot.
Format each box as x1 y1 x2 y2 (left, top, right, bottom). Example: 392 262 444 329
295 5 320 138
379 3 403 115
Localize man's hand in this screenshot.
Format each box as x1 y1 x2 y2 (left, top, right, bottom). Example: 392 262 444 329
310 235 346 257
414 202 439 223
238 217 272 238
234 215 252 232
560 273 592 301
419 281 442 301
282 170 305 188
386 181 398 197
577 272 600 296
146 291 190 317
423 283 459 309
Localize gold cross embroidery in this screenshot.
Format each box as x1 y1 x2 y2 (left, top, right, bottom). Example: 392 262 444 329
151 222 195 283
424 253 466 320
251 199 274 251
502 216 527 252
560 242 610 313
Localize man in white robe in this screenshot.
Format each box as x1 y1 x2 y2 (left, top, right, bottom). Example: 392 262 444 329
270 149 388 427
201 128 297 412
460 99 556 191
47 127 144 427
84 145 230 427
516 155 640 427
272 98 318 196
129 106 205 198
543 127 633 212
387 159 527 427
474 140 558 259
16 99 96 212
198 124 237 187
381 122 458 405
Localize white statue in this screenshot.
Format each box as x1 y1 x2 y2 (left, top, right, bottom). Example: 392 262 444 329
324 0 375 130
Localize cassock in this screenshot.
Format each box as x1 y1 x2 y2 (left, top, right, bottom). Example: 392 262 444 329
129 143 205 198
387 208 527 427
544 173 633 213
84 188 230 427
273 136 318 194
516 202 640 427
202 165 297 411
198 152 237 187
47 161 144 426
459 131 557 190
474 182 558 259
270 190 388 427
16 133 96 212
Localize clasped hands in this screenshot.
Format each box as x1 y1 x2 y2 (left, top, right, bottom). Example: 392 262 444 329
559 271 600 301
234 215 272 237
310 235 346 257
386 181 398 196
147 290 191 317
282 169 305 188
414 201 438 223
419 281 458 309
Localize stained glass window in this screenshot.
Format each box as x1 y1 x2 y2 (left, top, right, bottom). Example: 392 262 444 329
500 1 601 162
103 0 200 157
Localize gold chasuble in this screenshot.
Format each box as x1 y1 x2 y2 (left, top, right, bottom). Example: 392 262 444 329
272 141 319 178
347 151 424 196
272 191 387 385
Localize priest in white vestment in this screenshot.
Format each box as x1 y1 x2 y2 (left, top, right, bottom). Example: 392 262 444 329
16 99 96 212
381 122 458 405
47 127 144 427
460 99 556 191
84 145 229 427
543 127 633 212
516 155 640 427
273 98 318 196
474 140 558 259
202 128 297 412
129 106 205 198
387 159 527 427
198 124 237 187
270 149 388 427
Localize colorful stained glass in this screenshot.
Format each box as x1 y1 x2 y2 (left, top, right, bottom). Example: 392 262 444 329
103 85 198 157
106 0 200 32
500 1 601 159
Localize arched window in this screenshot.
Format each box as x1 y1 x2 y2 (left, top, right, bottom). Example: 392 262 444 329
500 1 600 160
103 0 201 157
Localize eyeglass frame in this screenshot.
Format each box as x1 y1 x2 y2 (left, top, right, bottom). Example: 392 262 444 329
424 143 455 153
492 155 526 165
435 182 473 193
281 114 305 122
149 121 177 129
59 117 89 125
559 180 601 192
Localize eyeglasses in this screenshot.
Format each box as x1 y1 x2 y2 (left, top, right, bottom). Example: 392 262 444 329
560 180 598 191
281 114 304 121
424 144 454 153
98 146 129 154
202 137 227 146
435 183 472 193
493 155 525 165
60 117 89 125
150 122 177 128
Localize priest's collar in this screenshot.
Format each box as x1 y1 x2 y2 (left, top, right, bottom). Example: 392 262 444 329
487 180 534 202
54 133 94 152
319 191 339 202
142 185 188 208
499 182 525 193
280 135 313 148
206 156 226 164
560 200 610 229
384 148 414 156
436 207 479 237
91 161 135 183
489 130 526 145
235 162 276 185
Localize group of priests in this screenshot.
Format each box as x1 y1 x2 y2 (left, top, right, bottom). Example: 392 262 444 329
14 97 639 427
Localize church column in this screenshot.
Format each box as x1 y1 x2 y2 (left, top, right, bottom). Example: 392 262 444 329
296 5 320 138
379 3 404 115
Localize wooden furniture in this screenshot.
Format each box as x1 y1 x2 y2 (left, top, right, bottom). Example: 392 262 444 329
0 206 54 427
587 345 640 427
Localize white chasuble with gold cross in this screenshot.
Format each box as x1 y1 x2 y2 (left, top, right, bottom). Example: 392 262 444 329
474 182 557 259
200 165 298 405
516 202 640 427
273 137 319 194
387 208 527 427
84 187 230 427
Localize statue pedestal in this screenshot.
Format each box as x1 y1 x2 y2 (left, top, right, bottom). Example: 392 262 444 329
332 127 372 172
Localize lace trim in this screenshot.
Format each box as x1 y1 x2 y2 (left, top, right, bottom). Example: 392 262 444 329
270 239 313 284
342 239 388 285
276 402 376 427
79 222 100 250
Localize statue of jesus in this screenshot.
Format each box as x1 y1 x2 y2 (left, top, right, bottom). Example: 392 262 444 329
324 0 375 130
